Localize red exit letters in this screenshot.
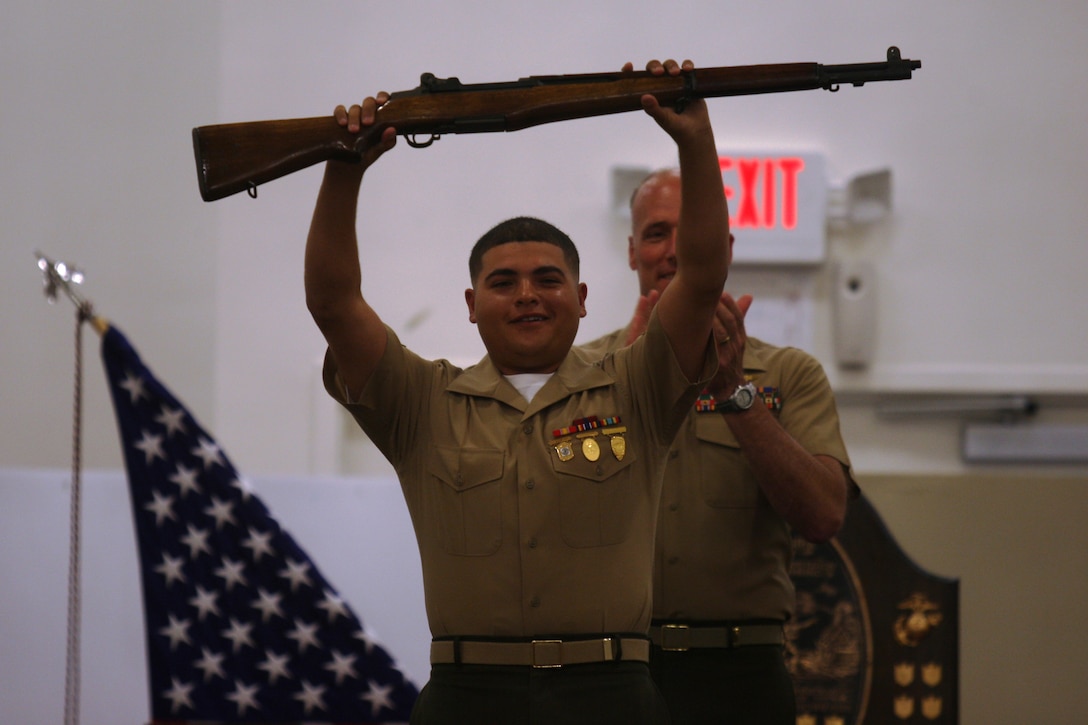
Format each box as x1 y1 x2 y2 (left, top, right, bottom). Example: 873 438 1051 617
719 156 805 230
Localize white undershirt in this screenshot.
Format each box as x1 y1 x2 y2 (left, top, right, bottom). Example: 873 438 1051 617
504 373 554 403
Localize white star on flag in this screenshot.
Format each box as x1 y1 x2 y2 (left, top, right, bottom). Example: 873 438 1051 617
134 430 166 465
221 617 256 653
258 650 292 684
287 618 322 653
242 526 275 561
213 556 248 591
144 489 176 525
252 587 285 623
163 677 194 713
154 553 187 587
191 437 224 469
226 680 260 716
189 585 221 621
363 679 397 717
155 404 187 437
159 614 192 651
325 649 359 684
168 463 201 498
193 647 226 683
317 589 351 623
295 679 328 715
179 524 212 558
119 371 147 403
280 557 314 592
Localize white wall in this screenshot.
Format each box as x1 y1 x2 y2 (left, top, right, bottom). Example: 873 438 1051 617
5 1 1087 476
2 0 220 471
2 1 1087 723
207 0 1088 477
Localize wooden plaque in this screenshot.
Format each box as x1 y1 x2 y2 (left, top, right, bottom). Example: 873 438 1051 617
788 494 959 724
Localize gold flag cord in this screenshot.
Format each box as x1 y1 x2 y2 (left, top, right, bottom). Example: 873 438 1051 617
65 300 105 725
37 252 107 725
64 304 85 725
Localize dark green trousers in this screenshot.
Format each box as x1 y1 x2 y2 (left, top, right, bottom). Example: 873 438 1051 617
649 644 795 725
411 661 670 725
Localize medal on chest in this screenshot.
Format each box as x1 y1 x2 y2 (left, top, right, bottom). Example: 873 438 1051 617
552 415 626 462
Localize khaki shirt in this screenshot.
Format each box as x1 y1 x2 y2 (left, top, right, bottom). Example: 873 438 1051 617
324 313 715 638
582 329 852 622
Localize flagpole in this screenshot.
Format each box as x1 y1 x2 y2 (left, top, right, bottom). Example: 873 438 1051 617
36 252 105 725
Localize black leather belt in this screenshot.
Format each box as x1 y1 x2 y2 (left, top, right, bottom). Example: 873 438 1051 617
430 637 650 668
650 623 784 651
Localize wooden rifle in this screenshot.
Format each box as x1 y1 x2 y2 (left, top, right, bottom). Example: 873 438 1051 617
193 46 920 201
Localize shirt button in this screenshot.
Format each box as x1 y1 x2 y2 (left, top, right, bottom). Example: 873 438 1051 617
668 556 680 565
668 503 679 512
528 537 538 549
523 424 534 435
669 449 680 460
525 479 535 490
530 596 541 608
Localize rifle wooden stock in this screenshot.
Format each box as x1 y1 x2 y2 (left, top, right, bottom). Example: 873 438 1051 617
193 47 920 202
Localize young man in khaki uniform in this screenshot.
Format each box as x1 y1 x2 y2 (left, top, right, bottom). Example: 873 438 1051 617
305 61 729 724
581 168 855 724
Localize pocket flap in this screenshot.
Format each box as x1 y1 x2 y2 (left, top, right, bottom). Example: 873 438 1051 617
693 413 741 449
427 446 505 491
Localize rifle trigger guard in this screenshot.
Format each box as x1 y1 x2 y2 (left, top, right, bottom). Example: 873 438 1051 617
407 133 440 149
247 182 259 199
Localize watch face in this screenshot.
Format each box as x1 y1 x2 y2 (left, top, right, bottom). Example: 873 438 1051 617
735 386 755 409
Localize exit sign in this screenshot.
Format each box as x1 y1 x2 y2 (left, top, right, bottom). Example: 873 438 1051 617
719 151 827 264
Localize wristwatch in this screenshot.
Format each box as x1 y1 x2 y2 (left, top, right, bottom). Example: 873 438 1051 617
719 381 757 413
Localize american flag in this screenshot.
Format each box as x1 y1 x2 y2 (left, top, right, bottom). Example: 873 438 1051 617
100 324 418 724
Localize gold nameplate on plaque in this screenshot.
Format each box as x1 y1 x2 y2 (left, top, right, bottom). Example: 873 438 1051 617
921 695 942 719
893 695 914 719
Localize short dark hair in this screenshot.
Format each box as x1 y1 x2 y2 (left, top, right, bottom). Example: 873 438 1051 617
468 216 580 285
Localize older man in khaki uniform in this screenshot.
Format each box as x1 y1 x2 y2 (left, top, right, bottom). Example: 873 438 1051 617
305 61 730 724
582 167 854 725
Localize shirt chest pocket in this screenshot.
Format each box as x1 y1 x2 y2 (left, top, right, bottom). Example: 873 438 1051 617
426 446 505 556
693 415 761 509
551 448 639 548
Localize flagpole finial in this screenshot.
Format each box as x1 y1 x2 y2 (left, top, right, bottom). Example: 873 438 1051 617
35 251 109 335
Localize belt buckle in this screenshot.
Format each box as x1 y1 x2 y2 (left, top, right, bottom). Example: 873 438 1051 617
660 623 690 652
531 639 563 668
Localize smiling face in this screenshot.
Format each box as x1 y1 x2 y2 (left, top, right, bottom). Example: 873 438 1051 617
465 241 587 374
628 170 684 297
628 169 733 296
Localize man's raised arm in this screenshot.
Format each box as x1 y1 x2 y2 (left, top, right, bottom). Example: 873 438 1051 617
304 96 398 399
638 60 730 380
